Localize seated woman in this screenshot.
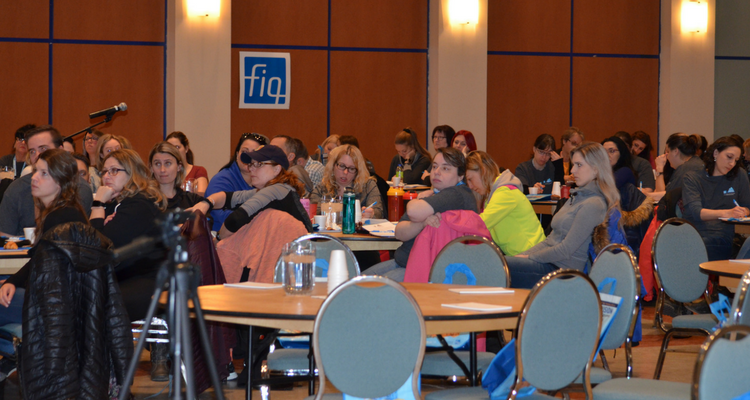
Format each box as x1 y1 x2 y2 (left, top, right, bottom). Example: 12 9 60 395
632 130 656 169
366 147 478 281
451 130 477 155
204 132 267 231
91 149 167 321
602 136 637 189
94 134 132 170
310 144 384 219
614 131 655 193
465 151 545 256
653 133 704 195
0 149 89 351
515 133 562 194
683 137 750 261
167 131 209 196
191 145 311 239
431 125 455 151
149 142 207 210
312 134 340 165
388 128 431 185
505 143 619 289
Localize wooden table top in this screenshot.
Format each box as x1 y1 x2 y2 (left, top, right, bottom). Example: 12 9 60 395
0 249 29 275
699 260 750 279
188 282 529 335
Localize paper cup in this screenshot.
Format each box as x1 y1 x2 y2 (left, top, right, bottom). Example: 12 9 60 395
314 215 326 227
23 227 35 243
528 187 539 195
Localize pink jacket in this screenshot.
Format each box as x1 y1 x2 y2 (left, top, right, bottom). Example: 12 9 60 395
404 210 491 283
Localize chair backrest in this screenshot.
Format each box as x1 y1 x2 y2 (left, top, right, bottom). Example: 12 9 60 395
738 236 750 259
428 235 509 287
652 218 709 303
312 276 425 400
730 268 750 326
514 269 602 397
274 233 361 282
589 244 641 351
692 325 750 400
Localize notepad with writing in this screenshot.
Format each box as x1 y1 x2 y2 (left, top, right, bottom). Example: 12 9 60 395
448 288 514 294
441 302 512 312
223 282 283 289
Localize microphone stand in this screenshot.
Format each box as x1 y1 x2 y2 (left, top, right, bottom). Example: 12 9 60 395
63 114 113 141
117 211 225 400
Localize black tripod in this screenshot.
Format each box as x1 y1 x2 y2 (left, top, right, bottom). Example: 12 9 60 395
117 211 226 400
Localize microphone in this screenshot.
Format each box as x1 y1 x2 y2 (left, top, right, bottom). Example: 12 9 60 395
89 102 127 119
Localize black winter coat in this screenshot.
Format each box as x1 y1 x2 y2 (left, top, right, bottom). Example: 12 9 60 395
20 222 133 399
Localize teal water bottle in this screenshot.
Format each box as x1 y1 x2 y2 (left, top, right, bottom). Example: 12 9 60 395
342 188 356 234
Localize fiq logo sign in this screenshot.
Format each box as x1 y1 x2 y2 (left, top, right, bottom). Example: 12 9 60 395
239 52 290 109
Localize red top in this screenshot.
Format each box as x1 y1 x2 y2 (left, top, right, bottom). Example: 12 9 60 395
185 165 208 181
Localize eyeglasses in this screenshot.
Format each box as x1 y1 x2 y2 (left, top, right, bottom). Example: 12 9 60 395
248 161 275 170
15 137 25 143
241 132 267 145
78 170 88 178
606 148 619 155
84 136 99 142
99 168 127 177
335 162 357 174
535 148 553 157
433 135 446 141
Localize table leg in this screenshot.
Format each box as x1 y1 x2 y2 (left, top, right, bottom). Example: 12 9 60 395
246 326 253 400
308 334 315 395
470 332 477 386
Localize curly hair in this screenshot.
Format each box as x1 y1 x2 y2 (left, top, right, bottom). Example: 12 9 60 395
33 149 88 241
321 145 373 195
101 149 167 211
266 167 306 197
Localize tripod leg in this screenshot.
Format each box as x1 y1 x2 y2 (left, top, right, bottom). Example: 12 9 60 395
247 326 254 400
175 273 197 400
118 265 171 400
190 291 226 400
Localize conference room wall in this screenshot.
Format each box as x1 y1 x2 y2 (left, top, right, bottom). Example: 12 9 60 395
487 0 659 173
231 0 428 177
0 1 165 160
714 1 750 139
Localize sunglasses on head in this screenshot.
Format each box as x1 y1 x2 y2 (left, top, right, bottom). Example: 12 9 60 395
241 132 267 145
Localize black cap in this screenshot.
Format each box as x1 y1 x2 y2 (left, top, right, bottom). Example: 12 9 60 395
239 145 289 169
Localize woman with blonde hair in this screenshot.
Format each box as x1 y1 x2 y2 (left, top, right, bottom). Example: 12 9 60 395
389 128 431 184
310 145 383 219
312 134 340 165
505 142 619 288
149 142 207 210
191 145 312 239
465 151 544 256
94 134 132 169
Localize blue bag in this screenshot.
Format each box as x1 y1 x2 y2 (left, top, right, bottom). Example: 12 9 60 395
482 338 536 399
425 263 477 350
710 293 732 331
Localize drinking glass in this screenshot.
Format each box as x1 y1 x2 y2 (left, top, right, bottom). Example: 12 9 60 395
282 241 316 295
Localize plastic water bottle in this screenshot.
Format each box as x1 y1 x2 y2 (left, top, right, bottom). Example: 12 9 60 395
342 187 356 234
396 165 404 186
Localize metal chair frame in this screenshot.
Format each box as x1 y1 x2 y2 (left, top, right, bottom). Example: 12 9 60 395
691 324 750 400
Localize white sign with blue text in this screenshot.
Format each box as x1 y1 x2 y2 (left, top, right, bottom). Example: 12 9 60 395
239 52 291 109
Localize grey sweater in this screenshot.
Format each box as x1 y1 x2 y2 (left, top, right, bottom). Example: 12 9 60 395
523 181 608 271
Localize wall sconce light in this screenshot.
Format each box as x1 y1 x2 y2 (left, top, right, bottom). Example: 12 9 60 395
681 0 708 33
448 0 479 25
187 0 220 18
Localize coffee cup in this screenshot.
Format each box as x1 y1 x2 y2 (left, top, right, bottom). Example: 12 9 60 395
528 187 539 195
23 227 35 243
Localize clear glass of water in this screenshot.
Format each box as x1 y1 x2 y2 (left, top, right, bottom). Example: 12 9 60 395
282 241 316 295
182 178 195 193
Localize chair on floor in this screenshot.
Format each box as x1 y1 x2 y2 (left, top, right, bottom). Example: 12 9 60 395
651 218 716 380
426 269 602 400
736 236 750 259
308 275 425 400
730 268 750 326
267 234 361 384
422 235 508 383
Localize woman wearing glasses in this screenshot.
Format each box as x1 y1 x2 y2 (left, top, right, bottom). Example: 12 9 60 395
515 133 561 194
431 125 455 151
310 145 384 219
601 136 637 190
90 149 166 321
204 132 268 231
191 145 311 239
0 124 33 179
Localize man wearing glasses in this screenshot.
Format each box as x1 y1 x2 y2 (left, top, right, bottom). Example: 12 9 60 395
0 124 35 180
0 126 93 236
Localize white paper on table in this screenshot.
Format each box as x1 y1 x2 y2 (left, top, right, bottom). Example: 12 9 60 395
729 259 750 264
448 288 514 294
362 221 397 238
223 282 283 289
441 302 512 312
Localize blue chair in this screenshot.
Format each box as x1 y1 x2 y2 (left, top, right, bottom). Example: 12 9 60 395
651 218 715 379
692 324 750 400
423 235 509 383
308 276 425 400
425 269 602 400
730 267 750 326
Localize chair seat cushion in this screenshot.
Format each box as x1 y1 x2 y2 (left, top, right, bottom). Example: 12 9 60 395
592 378 690 400
268 349 314 373
573 366 613 384
420 351 494 377
671 313 717 330
425 386 558 400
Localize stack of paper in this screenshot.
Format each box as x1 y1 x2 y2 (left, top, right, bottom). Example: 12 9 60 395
441 302 511 312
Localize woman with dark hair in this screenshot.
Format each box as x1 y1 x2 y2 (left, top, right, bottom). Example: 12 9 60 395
515 133 561 194
204 132 268 231
388 128 431 185
431 125 455 151
465 151 544 256
602 136 637 189
166 131 209 196
366 147 478 281
191 145 311 239
0 124 33 179
654 133 704 194
506 143 620 288
615 131 655 193
631 131 655 168
695 134 708 157
149 142 207 210
81 129 104 191
451 130 477 154
683 137 750 260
